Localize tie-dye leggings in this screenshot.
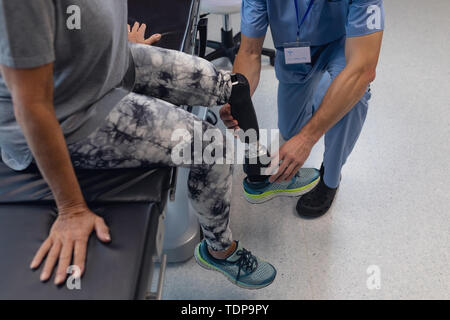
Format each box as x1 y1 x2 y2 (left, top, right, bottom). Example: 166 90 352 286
67 43 234 251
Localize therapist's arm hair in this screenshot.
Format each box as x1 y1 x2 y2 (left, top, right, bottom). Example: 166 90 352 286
0 64 86 210
300 31 383 142
233 34 265 96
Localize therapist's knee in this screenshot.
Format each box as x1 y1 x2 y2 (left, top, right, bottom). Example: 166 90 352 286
279 125 299 141
278 109 312 141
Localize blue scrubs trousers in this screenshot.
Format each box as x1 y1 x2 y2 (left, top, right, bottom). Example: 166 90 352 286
277 38 371 189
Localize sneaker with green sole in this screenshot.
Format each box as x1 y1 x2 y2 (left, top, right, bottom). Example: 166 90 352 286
243 167 320 204
194 240 276 290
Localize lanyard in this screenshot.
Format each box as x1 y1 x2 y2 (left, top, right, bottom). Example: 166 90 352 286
294 0 315 42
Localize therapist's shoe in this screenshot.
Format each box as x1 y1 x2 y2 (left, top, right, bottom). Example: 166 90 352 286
296 164 338 218
243 168 320 204
194 240 276 290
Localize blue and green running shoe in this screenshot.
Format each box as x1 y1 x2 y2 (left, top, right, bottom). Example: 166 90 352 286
194 240 276 290
243 167 320 204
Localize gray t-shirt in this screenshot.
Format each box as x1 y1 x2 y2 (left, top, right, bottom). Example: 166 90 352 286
0 0 134 170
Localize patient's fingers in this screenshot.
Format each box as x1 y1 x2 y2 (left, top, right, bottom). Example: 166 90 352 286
94 217 111 243
131 21 140 33
30 238 52 269
145 33 162 45
55 241 74 285
40 241 62 282
138 23 146 38
73 239 88 276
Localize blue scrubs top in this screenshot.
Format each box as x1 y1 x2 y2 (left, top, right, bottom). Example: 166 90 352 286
241 0 385 83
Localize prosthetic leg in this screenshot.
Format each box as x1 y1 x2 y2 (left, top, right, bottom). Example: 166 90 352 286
229 73 271 182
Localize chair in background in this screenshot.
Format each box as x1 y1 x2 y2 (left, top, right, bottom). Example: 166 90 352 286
199 0 275 66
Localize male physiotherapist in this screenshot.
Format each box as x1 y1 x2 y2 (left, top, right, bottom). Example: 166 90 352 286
220 0 384 218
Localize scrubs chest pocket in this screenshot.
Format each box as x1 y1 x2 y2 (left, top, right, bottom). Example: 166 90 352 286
317 0 346 40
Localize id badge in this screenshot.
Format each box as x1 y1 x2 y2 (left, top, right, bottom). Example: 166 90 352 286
283 42 311 64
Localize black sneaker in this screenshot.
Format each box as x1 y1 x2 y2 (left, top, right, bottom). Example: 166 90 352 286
296 164 338 218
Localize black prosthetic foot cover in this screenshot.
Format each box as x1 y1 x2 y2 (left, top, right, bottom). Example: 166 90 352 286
244 150 271 178
229 73 271 179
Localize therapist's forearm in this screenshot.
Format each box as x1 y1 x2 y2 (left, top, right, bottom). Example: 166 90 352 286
14 103 86 211
299 66 374 143
233 51 262 96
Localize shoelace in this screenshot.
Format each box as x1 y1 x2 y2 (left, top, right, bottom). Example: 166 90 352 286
234 248 258 281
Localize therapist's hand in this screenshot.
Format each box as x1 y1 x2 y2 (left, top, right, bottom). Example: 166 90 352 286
219 104 240 131
30 204 111 285
269 133 316 183
128 22 161 45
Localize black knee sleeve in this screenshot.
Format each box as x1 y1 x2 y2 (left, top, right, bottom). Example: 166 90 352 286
229 73 260 139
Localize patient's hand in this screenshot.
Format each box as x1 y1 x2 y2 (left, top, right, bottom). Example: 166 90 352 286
30 204 111 285
128 22 161 45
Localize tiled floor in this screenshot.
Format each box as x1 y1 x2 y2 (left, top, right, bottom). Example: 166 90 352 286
160 0 450 299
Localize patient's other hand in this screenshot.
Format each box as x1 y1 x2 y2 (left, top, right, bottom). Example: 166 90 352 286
128 22 161 45
30 204 111 285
